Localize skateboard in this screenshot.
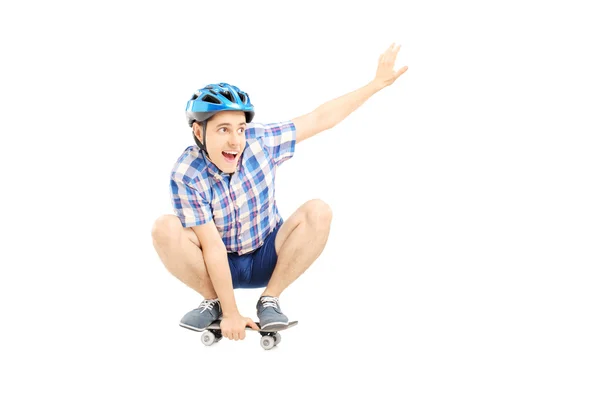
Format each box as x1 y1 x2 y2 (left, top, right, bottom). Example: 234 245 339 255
200 320 298 350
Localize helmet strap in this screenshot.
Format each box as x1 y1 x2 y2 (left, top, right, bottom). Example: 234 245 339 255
200 120 213 162
192 120 211 161
202 120 208 151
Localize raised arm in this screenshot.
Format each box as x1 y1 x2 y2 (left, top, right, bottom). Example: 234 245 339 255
292 42 408 144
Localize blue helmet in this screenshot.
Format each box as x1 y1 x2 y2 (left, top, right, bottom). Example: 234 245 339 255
186 82 255 127
186 83 255 153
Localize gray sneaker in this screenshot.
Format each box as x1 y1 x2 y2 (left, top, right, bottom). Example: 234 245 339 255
179 299 222 331
256 296 289 331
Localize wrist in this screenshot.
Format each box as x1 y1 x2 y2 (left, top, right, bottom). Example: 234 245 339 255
222 309 240 318
369 79 386 92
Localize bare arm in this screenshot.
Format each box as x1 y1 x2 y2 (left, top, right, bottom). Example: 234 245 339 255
191 222 259 340
292 42 408 144
292 81 382 144
191 222 239 317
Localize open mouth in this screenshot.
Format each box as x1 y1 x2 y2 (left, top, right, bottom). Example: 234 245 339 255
222 150 238 163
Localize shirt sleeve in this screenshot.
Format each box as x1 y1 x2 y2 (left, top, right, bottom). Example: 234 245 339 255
170 174 213 227
246 121 296 166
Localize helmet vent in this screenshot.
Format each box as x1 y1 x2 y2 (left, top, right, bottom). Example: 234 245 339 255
201 94 221 104
220 90 234 102
239 92 247 103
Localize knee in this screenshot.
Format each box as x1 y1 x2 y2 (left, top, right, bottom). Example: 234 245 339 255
304 199 333 228
151 215 183 244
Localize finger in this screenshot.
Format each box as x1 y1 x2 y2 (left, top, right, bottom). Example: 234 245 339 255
381 43 392 64
385 43 399 58
246 319 260 330
395 65 409 78
384 43 394 62
387 43 399 63
233 331 239 341
382 52 389 66
390 45 401 62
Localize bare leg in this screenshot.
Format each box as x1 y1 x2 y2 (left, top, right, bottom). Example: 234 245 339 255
262 199 333 297
151 215 217 299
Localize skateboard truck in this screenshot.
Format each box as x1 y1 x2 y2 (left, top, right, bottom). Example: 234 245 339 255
200 321 298 350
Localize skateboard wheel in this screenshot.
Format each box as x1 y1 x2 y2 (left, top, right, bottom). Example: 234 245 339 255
273 333 281 345
201 331 216 346
260 335 275 350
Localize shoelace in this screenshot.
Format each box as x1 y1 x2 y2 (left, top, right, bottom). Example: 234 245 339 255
198 299 219 313
260 296 279 309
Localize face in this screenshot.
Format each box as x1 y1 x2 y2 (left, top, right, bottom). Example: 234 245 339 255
194 111 247 173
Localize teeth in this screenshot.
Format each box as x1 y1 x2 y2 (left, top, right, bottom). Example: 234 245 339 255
223 151 238 155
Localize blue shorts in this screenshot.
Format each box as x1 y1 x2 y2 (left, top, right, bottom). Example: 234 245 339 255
228 223 282 289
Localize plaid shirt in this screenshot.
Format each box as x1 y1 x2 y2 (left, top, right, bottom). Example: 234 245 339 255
170 121 296 255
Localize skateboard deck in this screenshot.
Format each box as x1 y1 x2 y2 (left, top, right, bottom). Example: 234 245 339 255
206 320 298 332
200 320 298 350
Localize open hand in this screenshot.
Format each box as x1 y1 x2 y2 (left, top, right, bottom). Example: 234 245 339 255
220 313 260 340
373 42 408 89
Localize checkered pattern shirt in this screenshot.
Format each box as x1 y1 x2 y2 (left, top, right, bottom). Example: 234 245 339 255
170 121 296 255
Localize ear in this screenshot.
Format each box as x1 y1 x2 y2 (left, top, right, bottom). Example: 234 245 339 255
192 122 204 144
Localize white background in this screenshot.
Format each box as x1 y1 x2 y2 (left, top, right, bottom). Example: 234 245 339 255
1 0 599 398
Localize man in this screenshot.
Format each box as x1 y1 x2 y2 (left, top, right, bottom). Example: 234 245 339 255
152 43 408 341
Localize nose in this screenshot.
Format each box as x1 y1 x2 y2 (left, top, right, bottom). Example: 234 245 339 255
229 132 242 147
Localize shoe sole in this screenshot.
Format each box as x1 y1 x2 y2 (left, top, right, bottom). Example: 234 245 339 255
259 321 289 331
179 322 208 332
179 317 222 332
